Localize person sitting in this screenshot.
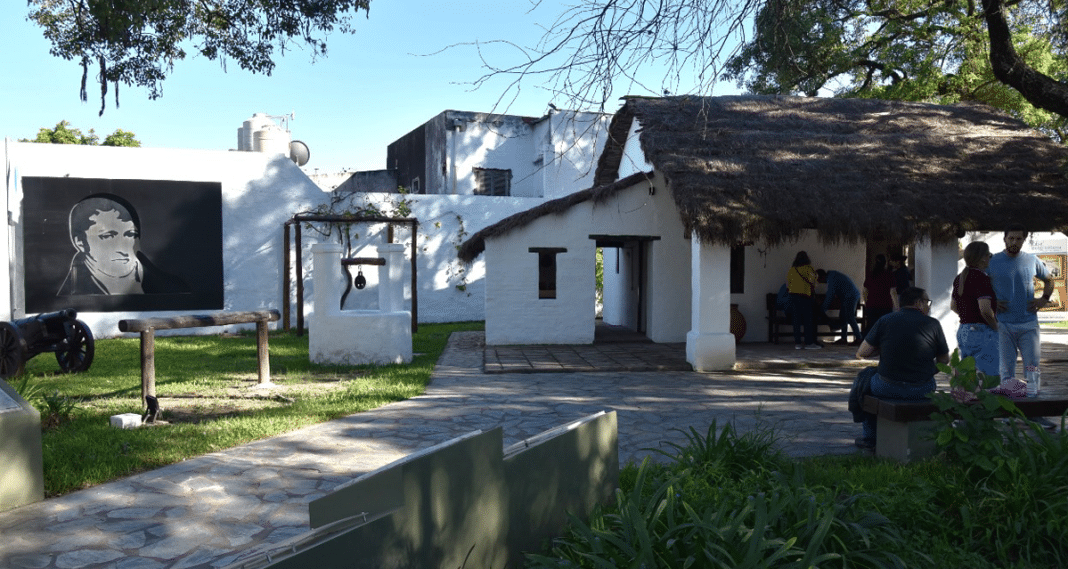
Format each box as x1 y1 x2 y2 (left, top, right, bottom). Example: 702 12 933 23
817 269 862 345
853 286 950 450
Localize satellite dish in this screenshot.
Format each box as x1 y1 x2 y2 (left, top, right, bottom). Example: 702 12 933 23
289 140 310 166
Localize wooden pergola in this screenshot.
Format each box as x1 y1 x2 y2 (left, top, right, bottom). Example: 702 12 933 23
283 213 419 335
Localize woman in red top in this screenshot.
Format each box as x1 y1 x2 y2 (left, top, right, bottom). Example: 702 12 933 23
952 241 999 379
862 254 894 337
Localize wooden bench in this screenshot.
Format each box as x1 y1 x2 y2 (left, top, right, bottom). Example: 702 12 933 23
862 395 1068 462
765 293 864 344
118 310 281 406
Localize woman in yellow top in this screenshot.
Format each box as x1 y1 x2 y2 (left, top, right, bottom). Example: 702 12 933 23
786 251 821 349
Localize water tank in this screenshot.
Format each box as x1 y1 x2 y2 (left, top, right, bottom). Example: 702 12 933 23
238 113 275 151
253 124 292 156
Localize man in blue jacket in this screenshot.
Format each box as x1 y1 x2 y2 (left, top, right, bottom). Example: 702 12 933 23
817 269 861 345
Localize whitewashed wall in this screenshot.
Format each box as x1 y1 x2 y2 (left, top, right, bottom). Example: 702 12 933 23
484 203 598 345
442 111 609 199
4 141 330 338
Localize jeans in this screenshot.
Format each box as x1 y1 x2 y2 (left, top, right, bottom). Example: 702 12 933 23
998 320 1041 380
957 323 1000 378
789 293 815 345
832 295 861 341
862 373 936 443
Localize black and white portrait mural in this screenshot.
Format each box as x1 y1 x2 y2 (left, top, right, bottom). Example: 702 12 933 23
22 177 224 313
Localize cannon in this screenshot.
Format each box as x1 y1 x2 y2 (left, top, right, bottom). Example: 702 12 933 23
0 309 94 379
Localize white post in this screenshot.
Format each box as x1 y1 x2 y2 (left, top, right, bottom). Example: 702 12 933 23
379 243 405 313
686 235 736 371
312 243 344 317
914 239 960 353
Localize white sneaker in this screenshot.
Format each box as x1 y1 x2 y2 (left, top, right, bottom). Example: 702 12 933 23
804 344 823 350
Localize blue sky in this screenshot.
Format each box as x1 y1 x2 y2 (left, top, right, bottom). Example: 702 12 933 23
2 1 738 173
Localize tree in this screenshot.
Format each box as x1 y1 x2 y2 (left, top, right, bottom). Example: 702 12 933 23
23 121 142 147
721 0 1067 141
28 0 371 114
475 0 1068 136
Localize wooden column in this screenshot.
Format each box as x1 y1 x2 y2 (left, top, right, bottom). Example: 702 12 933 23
257 319 270 385
140 329 156 406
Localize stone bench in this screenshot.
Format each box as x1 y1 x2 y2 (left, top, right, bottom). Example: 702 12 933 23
862 394 1068 462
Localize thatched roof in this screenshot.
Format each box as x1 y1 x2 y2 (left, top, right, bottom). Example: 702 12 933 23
459 95 1068 262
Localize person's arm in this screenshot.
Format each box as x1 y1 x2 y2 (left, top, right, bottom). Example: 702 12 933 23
1031 274 1055 311
936 352 951 365
856 340 879 359
977 298 998 330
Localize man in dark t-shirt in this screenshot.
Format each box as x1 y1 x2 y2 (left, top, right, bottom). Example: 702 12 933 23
853 287 950 449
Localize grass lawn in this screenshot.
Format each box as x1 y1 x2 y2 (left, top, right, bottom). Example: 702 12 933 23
13 321 483 497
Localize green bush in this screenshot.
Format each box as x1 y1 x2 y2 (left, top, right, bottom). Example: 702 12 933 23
527 422 905 569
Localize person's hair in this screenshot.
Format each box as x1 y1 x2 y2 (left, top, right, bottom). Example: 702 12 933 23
791 251 811 267
962 241 991 267
899 286 927 307
871 254 887 277
68 193 140 248
890 253 907 264
815 269 827 280
1004 222 1028 239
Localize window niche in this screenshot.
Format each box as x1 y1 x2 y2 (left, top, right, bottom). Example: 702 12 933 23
530 247 566 299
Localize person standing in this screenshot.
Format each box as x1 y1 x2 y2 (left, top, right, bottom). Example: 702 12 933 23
786 251 821 350
888 254 911 311
987 224 1053 388
854 287 950 449
862 254 894 336
817 269 862 344
951 241 999 379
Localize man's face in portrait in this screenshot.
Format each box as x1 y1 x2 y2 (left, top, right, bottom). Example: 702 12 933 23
1004 231 1026 257
76 208 140 278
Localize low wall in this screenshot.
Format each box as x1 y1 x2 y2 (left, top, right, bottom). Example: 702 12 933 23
226 411 619 569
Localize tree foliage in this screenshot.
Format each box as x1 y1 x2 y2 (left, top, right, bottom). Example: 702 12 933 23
723 0 1068 141
478 0 1067 140
28 0 371 114
23 120 142 147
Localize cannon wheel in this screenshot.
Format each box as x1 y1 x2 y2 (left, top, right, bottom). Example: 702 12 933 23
56 319 94 374
0 322 26 379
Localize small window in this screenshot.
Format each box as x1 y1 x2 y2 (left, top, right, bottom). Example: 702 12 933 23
530 247 566 299
410 177 421 194
473 167 512 196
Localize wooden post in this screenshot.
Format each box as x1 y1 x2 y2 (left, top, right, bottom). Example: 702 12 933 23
410 219 418 333
140 328 155 406
283 222 291 331
256 319 270 385
296 222 304 336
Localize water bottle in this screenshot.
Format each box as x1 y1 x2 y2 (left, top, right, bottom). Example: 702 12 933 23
1026 366 1041 398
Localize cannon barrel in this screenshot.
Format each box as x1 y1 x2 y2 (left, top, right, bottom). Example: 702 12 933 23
14 308 77 328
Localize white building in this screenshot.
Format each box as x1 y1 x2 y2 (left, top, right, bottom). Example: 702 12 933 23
459 95 1068 370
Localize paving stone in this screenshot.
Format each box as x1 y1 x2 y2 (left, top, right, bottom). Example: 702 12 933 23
55 548 124 568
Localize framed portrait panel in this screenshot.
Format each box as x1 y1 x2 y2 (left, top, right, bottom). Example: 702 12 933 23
21 177 224 313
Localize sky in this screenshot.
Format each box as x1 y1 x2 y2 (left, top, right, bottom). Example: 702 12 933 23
0 2 738 174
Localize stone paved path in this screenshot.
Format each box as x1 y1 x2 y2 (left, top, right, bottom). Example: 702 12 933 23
3 329 1068 569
